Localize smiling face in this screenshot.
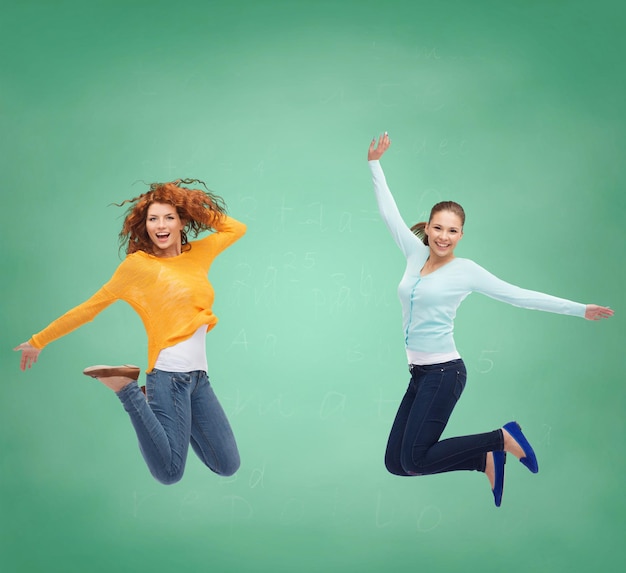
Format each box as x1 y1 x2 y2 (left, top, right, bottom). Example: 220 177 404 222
424 210 463 261
145 202 185 257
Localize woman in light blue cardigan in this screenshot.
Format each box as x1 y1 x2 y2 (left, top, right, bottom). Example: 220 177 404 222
368 133 613 506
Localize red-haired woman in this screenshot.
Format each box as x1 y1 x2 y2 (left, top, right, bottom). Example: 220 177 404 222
368 134 613 506
14 179 245 484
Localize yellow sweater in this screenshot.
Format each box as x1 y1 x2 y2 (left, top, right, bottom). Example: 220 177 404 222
30 215 246 372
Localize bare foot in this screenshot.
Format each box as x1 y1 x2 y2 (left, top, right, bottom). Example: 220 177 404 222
96 375 137 392
502 427 525 460
484 452 495 489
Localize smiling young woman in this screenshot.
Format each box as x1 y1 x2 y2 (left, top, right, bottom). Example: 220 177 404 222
145 202 187 257
367 133 614 507
14 178 246 485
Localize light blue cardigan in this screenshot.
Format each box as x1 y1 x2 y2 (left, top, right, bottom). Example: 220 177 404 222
369 160 586 363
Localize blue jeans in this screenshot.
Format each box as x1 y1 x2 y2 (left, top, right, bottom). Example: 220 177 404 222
116 369 240 485
385 359 503 476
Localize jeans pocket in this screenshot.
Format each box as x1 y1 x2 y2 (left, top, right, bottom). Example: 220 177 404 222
171 372 192 385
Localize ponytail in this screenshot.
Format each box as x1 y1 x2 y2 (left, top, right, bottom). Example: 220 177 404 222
410 222 429 245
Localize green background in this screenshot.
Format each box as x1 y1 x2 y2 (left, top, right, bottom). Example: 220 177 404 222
2 1 624 571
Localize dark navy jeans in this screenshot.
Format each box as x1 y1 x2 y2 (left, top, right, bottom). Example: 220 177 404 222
116 369 240 484
385 359 503 476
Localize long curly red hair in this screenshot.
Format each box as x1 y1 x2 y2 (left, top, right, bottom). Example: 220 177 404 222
117 178 227 255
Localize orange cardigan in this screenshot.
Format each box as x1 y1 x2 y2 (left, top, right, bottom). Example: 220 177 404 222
30 215 246 372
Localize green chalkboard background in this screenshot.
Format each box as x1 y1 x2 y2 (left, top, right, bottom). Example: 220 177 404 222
2 1 624 572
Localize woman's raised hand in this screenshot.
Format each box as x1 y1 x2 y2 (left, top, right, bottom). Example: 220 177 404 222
14 341 41 371
584 304 614 321
368 132 391 160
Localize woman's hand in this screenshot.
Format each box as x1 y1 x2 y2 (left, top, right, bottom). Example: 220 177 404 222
584 304 614 321
368 132 391 160
14 341 41 371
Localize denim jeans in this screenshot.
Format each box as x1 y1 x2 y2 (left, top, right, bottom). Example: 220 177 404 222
385 359 503 476
116 369 240 485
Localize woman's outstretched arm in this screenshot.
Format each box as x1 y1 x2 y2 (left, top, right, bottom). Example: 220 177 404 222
13 275 122 371
368 133 425 258
469 260 614 321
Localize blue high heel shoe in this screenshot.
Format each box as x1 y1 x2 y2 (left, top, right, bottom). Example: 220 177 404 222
503 421 539 474
492 451 506 507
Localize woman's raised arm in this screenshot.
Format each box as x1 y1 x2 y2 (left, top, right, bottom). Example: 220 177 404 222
368 134 424 259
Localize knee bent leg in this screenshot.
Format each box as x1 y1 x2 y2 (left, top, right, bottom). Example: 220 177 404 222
215 456 240 477
151 467 185 486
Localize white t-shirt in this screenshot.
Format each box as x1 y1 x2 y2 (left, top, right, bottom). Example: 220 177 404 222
154 325 208 372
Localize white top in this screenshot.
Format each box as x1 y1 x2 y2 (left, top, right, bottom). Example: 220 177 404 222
369 160 587 365
154 325 208 372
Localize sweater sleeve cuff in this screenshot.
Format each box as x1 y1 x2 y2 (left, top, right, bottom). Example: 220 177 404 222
28 336 44 350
